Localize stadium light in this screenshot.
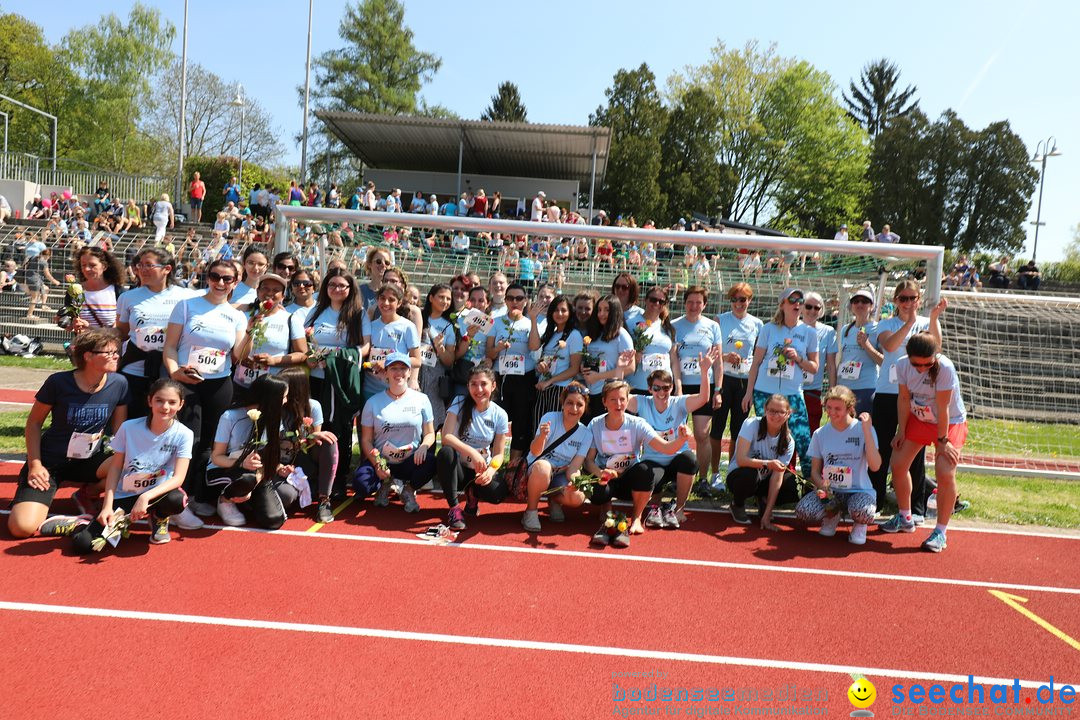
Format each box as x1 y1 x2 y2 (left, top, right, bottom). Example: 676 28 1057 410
232 84 246 188
1029 137 1061 263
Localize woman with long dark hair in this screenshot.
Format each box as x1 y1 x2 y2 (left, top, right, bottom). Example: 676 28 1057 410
230 246 269 308
581 294 634 419
529 294 583 425
725 393 800 529
420 283 463 429
61 247 125 333
274 367 339 524
485 282 536 461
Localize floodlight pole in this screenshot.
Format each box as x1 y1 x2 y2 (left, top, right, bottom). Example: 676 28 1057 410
0 93 57 169
1029 136 1061 263
176 0 189 205
300 0 313 183
588 133 597 221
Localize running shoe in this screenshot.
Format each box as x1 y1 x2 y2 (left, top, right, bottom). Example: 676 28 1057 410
521 509 541 532
71 488 96 515
730 503 750 525
547 500 565 523
911 514 926 526
316 499 335 523
374 480 392 507
693 479 716 499
661 502 679 529
38 514 92 537
149 515 171 545
879 514 916 533
447 506 466 530
709 471 727 494
921 529 948 553
610 530 631 548
590 526 610 547
190 500 216 518
644 504 665 529
173 506 204 530
216 497 246 527
848 523 868 546
818 513 841 537
954 497 971 513
464 487 480 517
400 485 420 513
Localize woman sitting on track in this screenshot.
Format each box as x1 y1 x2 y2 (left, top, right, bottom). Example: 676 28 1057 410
582 380 691 546
530 294 584 424
796 386 881 546
9 329 129 539
581 294 635 419
626 348 719 530
181 374 286 530
520 381 592 533
355 353 435 514
880 332 968 553
276 367 338 524
435 367 509 531
71 379 194 552
486 282 536 463
362 283 421 398
725 394 799 530
742 288 818 481
626 286 679 397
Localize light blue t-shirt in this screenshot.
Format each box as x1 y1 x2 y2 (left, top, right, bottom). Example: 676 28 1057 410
231 281 258 307
802 323 837 392
539 328 583 386
874 315 931 394
623 304 645 333
422 315 457 370
894 355 967 425
717 311 763 379
519 257 536 281
168 295 247 380
285 302 316 320
835 321 880 391
447 396 509 452
808 419 879 494
360 388 434 463
117 285 194 377
627 319 675 391
727 417 795 474
457 313 492 365
235 307 293 386
635 395 691 465
295 306 352 380
111 418 194 500
490 315 536 374
363 315 420 393
207 408 260 470
584 327 633 394
753 322 819 396
526 411 590 469
586 413 660 473
673 316 723 386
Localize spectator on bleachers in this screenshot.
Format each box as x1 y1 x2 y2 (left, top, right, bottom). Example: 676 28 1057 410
1017 260 1040 291
27 194 48 220
287 180 306 206
306 182 322 207
94 180 111 214
362 181 376 211
0 259 17 292
986 257 1009 289
859 220 875 242
531 191 546 221
834 223 849 241
151 193 175 244
471 189 487 218
223 176 241 207
189 171 206 223
117 199 142 234
408 190 425 213
0 194 11 223
22 247 59 322
875 224 900 243
490 191 502 218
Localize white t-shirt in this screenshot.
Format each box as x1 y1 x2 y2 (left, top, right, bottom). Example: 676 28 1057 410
727 417 795 474
586 413 659 473
111 418 194 500
807 419 878 494
894 355 967 425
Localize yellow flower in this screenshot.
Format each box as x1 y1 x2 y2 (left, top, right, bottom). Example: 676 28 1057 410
734 341 744 349
489 457 503 470
247 409 262 422
69 283 83 296
362 361 372 369
582 336 592 345
616 521 628 532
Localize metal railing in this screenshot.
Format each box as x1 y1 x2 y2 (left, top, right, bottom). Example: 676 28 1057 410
0 151 169 203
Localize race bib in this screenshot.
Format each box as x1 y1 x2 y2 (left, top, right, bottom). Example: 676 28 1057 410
723 356 748 376
766 355 795 380
66 430 103 460
498 353 525 376
889 364 898 384
120 469 164 494
600 429 634 457
802 369 813 384
839 360 863 381
643 353 670 373
369 347 391 369
824 464 853 490
606 454 633 473
233 362 265 387
419 344 437 368
381 442 412 463
464 310 494 333
134 326 165 352
911 402 935 423
191 346 228 376
681 357 700 377
598 358 610 374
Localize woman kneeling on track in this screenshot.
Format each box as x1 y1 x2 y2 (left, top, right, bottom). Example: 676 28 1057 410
521 382 592 532
626 348 719 530
724 394 800 530
175 375 286 530
879 332 968 553
9 329 129 539
277 368 339 524
71 379 193 552
355 353 436 514
582 380 691 547
436 367 509 530
796 386 881 546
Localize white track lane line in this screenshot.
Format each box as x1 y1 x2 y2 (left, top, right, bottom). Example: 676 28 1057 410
0 600 1074 690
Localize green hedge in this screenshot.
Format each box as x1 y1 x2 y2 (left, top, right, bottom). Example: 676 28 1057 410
184 156 293 218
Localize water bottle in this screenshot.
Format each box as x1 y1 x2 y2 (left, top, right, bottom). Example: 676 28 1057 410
926 489 938 514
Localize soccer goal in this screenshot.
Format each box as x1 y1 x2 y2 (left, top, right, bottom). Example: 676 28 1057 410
272 206 1078 479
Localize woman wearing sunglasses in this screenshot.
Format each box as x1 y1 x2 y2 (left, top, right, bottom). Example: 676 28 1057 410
358 247 393 311
868 280 944 516
880 332 967 553
284 269 317 321
486 282 537 462
611 273 644 331
798 291 837 434
163 259 248 525
742 288 818 481
626 286 679 397
830 288 883 416
711 283 763 487
521 382 592 532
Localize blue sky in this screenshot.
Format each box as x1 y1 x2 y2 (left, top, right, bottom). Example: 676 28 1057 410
10 0 1078 261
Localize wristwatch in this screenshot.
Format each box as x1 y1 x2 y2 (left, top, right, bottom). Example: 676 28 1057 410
937 436 949 444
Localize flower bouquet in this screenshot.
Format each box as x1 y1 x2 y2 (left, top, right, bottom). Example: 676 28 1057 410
630 322 652 352
579 335 601 372
304 326 332 367
767 339 792 378
283 416 318 455
56 274 84 329
537 339 567 382
246 299 276 353
597 510 629 538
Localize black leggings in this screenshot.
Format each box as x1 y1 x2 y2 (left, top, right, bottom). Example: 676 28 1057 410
309 376 358 495
203 466 261 504
870 393 927 514
238 478 297 530
638 452 698 493
435 446 479 508
498 371 536 454
589 461 659 505
725 466 800 507
178 376 233 498
710 375 750 446
71 488 186 554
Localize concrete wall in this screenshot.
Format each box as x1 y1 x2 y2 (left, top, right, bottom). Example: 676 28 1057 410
0 179 81 217
362 169 581 212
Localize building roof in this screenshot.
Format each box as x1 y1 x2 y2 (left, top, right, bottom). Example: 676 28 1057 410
316 112 611 186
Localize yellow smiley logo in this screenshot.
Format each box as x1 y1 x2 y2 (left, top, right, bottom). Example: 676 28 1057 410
848 678 876 709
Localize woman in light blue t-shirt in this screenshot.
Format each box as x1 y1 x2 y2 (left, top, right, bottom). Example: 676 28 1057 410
520 382 591 533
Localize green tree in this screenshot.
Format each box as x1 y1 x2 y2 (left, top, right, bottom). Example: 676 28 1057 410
659 87 723 224
843 59 919 137
590 63 667 222
481 81 527 122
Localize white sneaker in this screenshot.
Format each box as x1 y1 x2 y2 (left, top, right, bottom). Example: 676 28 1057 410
521 509 542 532
849 523 868 545
818 513 841 537
217 498 246 526
190 500 216 517
547 501 565 523
174 506 204 530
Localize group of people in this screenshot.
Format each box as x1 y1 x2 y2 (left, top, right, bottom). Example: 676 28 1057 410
7 236 970 555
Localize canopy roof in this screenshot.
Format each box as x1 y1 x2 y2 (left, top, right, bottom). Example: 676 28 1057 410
316 111 611 186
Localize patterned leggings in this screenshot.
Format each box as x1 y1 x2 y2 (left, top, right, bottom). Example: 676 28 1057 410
796 491 876 526
753 390 812 481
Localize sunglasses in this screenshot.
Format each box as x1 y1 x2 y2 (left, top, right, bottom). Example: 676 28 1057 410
731 297 750 303
910 359 936 369
803 304 822 311
786 297 804 305
896 295 919 303
851 297 873 305
565 386 588 396
651 385 672 392
646 296 667 305
506 295 527 302
207 272 236 284
291 280 314 288
275 263 297 271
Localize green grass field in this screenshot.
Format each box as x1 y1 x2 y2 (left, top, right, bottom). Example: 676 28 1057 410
0 355 71 371
965 418 1080 459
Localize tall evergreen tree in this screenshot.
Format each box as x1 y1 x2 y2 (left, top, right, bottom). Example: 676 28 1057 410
843 59 918 137
481 81 527 122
